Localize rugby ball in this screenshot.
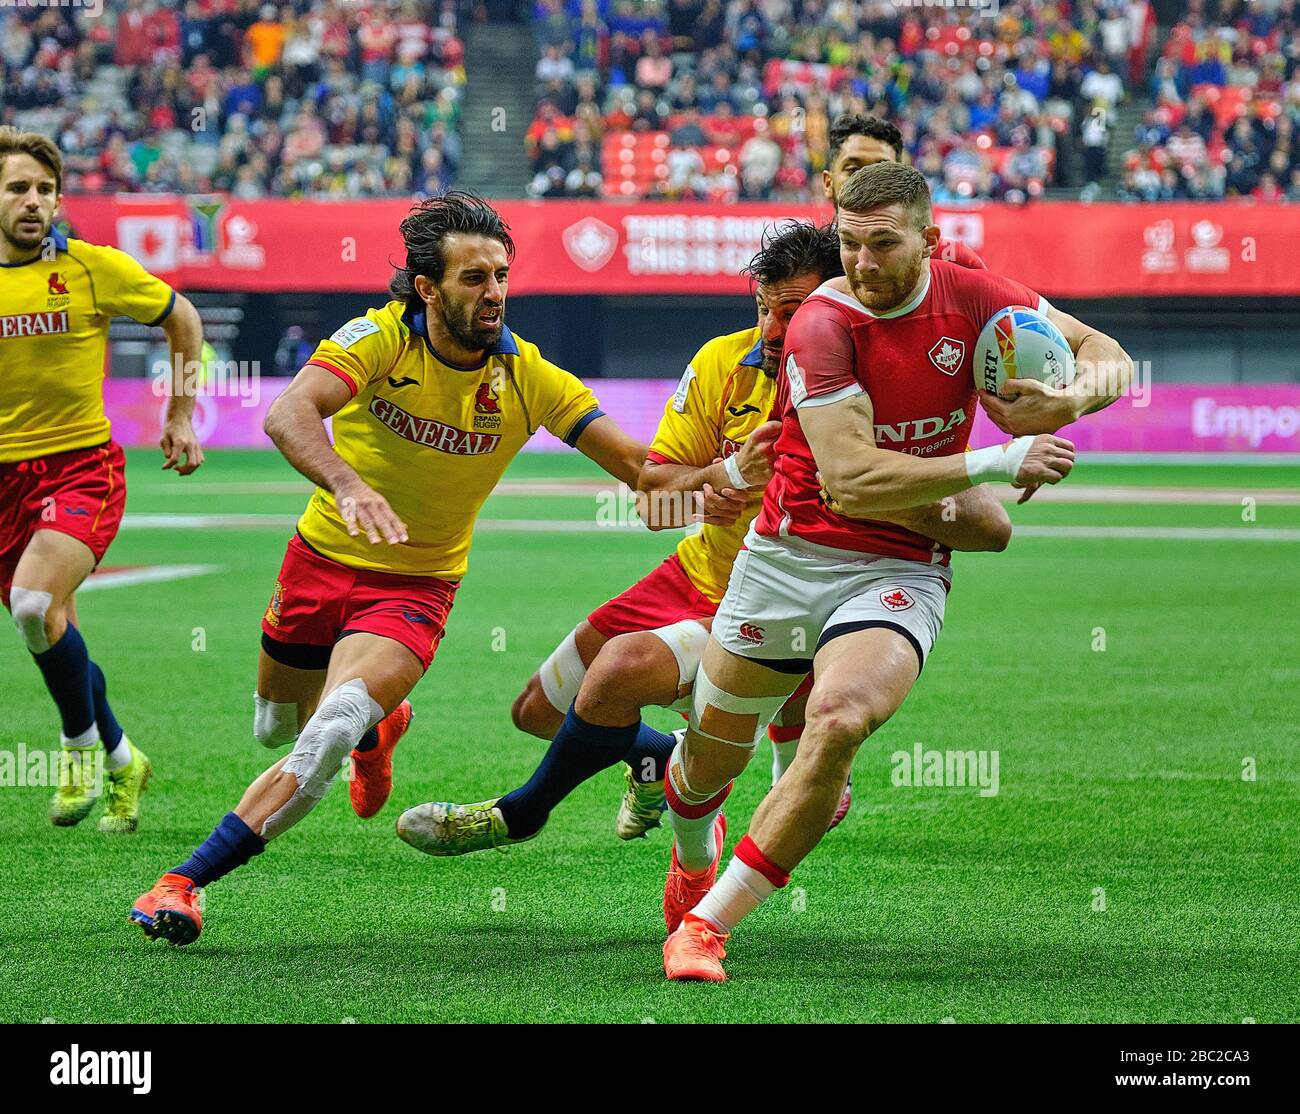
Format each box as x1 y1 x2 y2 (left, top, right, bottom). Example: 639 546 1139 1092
974 305 1076 396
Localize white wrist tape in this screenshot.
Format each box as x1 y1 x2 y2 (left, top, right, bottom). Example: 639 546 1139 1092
964 437 1034 485
722 453 749 489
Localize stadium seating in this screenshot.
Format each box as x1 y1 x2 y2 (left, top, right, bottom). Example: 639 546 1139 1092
1 0 467 197
1119 2 1299 202
528 0 1141 202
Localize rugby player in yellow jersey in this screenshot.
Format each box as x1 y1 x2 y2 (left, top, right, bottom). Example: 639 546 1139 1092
0 127 204 834
127 192 648 946
396 222 1011 865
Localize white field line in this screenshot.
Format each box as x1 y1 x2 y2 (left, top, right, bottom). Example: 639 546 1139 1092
117 513 1300 542
134 480 1300 505
1010 525 1300 542
81 564 223 591
120 514 300 529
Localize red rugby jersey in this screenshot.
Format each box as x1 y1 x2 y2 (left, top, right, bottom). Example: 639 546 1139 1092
755 259 1046 564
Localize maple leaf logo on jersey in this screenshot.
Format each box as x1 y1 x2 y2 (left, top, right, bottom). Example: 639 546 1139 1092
879 588 915 612
47 272 69 296
928 337 965 376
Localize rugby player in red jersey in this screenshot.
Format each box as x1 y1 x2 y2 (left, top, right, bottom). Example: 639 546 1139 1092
661 162 1133 980
761 111 988 820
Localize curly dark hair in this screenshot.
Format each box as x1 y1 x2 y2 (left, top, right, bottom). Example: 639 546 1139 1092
827 113 904 165
741 220 842 289
390 191 516 311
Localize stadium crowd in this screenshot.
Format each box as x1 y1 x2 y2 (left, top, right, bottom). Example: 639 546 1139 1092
6 0 1298 202
1119 0 1300 201
1 0 467 198
526 0 1158 202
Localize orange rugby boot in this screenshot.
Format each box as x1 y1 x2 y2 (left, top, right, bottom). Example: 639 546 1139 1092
663 812 726 934
129 872 203 946
663 914 729 982
350 701 412 819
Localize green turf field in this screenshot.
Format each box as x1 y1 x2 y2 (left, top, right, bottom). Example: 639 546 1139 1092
2 449 1298 1023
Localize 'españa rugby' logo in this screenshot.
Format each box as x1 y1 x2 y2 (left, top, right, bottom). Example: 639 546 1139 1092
371 397 501 455
473 381 503 430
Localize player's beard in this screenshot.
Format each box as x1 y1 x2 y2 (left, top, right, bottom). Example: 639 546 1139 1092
848 247 925 315
1 209 51 255
439 295 504 353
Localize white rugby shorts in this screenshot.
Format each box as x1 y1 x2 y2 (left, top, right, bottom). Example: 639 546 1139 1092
712 528 949 672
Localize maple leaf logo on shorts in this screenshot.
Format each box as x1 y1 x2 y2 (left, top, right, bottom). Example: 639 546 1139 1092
880 589 915 612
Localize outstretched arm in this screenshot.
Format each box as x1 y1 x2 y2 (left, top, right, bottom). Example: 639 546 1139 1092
573 414 647 488
264 364 408 545
638 419 780 530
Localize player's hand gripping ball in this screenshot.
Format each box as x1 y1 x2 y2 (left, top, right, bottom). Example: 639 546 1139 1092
974 306 1076 398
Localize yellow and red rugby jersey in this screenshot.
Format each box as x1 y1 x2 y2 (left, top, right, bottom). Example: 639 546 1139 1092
646 325 774 604
0 229 175 462
299 300 601 580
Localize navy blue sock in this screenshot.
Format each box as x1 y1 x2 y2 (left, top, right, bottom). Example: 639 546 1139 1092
89 661 124 751
31 623 96 741
624 723 678 784
353 725 379 753
497 705 640 839
171 812 265 887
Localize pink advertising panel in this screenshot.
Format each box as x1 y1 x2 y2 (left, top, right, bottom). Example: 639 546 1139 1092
105 380 1300 456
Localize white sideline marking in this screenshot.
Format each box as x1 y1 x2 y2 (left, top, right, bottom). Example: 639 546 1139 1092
81 564 223 592
482 522 1300 541
121 514 300 529
993 486 1300 506
117 514 1300 542
134 481 313 495
135 480 1300 505
1013 526 1300 542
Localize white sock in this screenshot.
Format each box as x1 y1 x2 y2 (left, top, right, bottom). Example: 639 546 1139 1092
668 800 723 873
666 741 726 873
770 737 799 785
691 856 776 935
104 735 132 771
61 724 99 749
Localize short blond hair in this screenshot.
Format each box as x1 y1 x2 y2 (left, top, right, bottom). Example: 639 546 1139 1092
0 127 63 191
